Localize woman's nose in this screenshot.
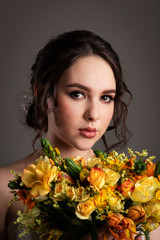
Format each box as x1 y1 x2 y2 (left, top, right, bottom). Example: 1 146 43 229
83 100 100 121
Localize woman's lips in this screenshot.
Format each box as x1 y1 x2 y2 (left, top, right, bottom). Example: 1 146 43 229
79 127 97 138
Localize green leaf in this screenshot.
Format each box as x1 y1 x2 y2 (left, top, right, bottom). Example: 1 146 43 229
8 176 22 190
64 157 82 181
144 230 150 240
134 159 147 173
94 150 108 159
154 161 160 178
40 137 61 167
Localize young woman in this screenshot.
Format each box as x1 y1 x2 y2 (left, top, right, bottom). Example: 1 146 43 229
0 30 158 239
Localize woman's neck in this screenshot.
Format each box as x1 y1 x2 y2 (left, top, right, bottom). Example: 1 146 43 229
45 133 94 160
58 146 94 160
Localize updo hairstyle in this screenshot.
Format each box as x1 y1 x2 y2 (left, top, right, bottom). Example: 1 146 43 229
26 30 132 151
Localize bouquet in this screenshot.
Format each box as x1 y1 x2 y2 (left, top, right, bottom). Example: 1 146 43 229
8 138 160 240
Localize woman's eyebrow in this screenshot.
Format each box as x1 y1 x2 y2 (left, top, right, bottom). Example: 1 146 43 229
66 83 89 91
66 83 116 93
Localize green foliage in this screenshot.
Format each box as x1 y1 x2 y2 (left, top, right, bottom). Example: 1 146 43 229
144 230 150 240
63 157 82 181
134 159 147 174
94 149 108 159
154 161 160 178
8 176 22 190
40 137 61 166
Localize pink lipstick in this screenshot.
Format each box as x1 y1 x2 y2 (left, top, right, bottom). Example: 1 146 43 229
79 127 97 138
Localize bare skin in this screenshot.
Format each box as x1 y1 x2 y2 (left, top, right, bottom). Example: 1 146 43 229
0 151 40 240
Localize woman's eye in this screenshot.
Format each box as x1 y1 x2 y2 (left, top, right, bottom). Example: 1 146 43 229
70 91 84 99
101 95 114 103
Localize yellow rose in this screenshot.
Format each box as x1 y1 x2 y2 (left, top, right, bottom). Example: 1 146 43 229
87 167 106 191
50 182 67 201
66 186 76 201
22 161 58 197
129 176 159 203
75 186 90 201
127 205 146 223
86 157 102 168
155 190 160 200
75 199 96 219
55 182 65 194
108 195 123 211
104 168 120 186
145 198 160 222
142 217 160 232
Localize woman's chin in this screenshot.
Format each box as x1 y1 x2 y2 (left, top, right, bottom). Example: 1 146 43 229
73 141 96 152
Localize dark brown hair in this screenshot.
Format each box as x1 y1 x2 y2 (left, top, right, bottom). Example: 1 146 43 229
26 30 132 151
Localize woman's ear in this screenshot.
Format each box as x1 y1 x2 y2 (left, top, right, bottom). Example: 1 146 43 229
47 97 55 113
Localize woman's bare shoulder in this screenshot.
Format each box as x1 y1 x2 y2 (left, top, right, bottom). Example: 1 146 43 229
0 149 40 196
0 157 27 198
150 226 160 240
0 156 32 238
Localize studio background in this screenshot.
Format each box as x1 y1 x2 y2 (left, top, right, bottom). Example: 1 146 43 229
0 0 160 167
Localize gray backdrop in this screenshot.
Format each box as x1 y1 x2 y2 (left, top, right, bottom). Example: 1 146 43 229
0 0 160 167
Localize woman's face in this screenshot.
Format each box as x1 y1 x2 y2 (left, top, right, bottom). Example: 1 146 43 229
47 55 116 153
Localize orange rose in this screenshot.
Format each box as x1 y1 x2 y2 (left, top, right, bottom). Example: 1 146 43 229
87 167 106 191
75 199 96 219
119 179 134 197
127 205 146 223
